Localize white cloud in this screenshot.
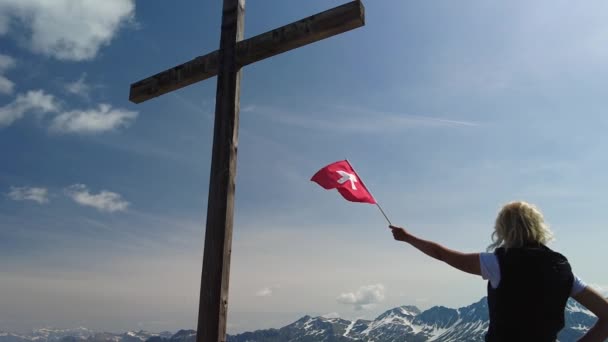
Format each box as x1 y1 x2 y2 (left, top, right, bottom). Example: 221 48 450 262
0 54 16 95
255 288 273 297
65 184 129 213
7 186 49 204
241 105 257 113
0 90 58 127
65 73 91 99
0 76 14 95
0 89 137 133
321 312 340 319
255 285 280 297
336 284 385 311
0 54 15 70
244 104 478 134
50 104 138 134
0 0 135 61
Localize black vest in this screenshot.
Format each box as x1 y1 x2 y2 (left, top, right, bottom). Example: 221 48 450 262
485 244 573 342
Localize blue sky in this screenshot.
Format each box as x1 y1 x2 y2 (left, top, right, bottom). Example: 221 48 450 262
2 0 608 335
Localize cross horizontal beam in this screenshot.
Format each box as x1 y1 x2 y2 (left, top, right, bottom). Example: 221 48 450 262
129 0 365 104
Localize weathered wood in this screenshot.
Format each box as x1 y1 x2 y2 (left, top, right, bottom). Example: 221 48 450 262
237 0 364 68
129 0 365 104
130 50 219 104
196 0 244 341
129 1 365 341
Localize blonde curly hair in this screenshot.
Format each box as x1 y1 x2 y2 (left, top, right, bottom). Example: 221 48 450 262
488 201 554 251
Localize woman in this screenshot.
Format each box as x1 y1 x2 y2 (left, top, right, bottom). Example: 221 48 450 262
390 201 608 342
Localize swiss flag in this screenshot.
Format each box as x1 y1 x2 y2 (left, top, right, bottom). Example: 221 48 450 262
311 160 376 204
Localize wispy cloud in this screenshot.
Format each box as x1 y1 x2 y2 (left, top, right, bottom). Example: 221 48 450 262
0 53 16 95
255 288 272 297
0 76 13 95
255 285 281 297
0 90 58 127
0 13 8 35
65 73 92 99
0 0 136 61
0 54 14 70
64 184 129 213
321 312 340 318
423 3 608 96
50 104 138 134
7 186 49 204
242 105 478 134
336 284 385 311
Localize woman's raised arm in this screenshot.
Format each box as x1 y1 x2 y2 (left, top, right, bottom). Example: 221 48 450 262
390 225 481 276
574 286 608 342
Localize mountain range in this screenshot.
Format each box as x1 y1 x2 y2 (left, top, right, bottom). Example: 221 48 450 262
0 297 598 342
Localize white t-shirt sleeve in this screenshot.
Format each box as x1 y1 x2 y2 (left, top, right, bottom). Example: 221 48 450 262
480 252 501 289
571 274 587 297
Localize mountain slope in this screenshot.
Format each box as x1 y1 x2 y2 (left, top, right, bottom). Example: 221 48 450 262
0 298 597 342
227 297 596 342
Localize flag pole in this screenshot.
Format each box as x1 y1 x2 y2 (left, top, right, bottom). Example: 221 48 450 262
345 159 392 226
375 202 392 226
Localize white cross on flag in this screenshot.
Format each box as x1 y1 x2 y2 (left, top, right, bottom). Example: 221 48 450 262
311 160 376 204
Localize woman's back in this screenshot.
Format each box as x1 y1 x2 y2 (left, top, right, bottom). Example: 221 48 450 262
486 244 573 341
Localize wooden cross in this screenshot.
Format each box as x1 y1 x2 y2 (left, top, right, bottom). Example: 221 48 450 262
129 1 365 341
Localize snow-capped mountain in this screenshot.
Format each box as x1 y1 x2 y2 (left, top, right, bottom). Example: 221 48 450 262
226 297 598 342
31 328 94 342
0 330 172 342
0 332 31 342
0 297 598 342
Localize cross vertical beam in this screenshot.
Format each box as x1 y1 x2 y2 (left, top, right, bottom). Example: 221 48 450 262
128 2 365 341
196 0 244 341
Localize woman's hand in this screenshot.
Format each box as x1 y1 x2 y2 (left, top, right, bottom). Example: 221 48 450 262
390 225 411 243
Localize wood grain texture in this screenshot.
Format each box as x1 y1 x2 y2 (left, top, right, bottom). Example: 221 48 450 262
129 0 364 104
196 0 244 341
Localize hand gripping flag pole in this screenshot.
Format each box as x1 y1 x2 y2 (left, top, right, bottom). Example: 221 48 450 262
311 159 392 225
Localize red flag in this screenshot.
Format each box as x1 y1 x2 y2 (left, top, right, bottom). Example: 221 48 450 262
311 160 376 204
